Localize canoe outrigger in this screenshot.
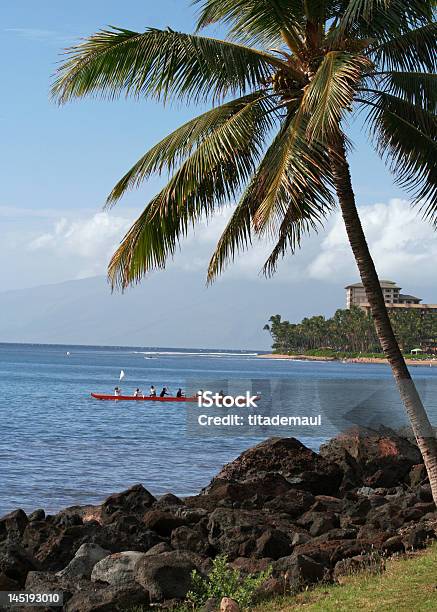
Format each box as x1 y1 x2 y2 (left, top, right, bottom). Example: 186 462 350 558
91 393 197 402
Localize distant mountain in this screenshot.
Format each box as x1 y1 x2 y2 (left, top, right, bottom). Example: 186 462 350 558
0 271 341 349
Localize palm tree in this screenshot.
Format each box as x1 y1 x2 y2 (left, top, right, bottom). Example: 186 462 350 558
52 1 437 501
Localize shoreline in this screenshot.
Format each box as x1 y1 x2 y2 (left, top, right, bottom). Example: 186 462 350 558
259 353 437 366
2 429 435 611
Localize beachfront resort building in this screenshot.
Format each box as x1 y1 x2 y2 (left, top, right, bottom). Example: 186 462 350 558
345 280 437 313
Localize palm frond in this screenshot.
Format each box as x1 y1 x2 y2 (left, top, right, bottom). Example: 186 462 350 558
107 91 277 205
302 51 371 140
303 0 332 22
377 72 437 112
332 0 433 40
370 23 437 72
338 0 390 29
262 198 317 276
206 190 258 283
364 92 437 217
207 112 335 281
252 125 334 237
108 92 277 289
52 27 283 105
207 119 294 282
194 0 306 49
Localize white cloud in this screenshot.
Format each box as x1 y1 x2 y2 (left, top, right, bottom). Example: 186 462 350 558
28 212 133 278
171 208 288 279
2 198 436 293
308 199 437 287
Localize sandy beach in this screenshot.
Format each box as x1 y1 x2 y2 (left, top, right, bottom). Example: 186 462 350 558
259 354 437 367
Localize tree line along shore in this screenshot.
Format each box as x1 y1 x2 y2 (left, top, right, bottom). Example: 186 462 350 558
259 353 437 366
263 307 437 365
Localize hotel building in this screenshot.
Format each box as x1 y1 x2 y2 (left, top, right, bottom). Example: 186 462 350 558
345 280 437 313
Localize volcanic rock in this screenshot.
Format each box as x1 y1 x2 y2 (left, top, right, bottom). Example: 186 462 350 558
56 543 110 580
291 532 311 546
265 489 315 517
91 551 146 587
402 526 434 550
229 556 272 575
0 542 38 586
274 553 326 586
0 571 20 590
64 583 149 612
309 514 339 537
154 493 185 508
381 535 405 555
100 485 156 524
134 550 206 601
320 427 421 488
254 529 292 560
28 509 45 522
171 524 211 555
207 508 267 559
25 570 100 609
0 509 28 542
26 522 100 571
143 509 187 536
209 437 342 496
93 516 161 553
145 542 173 556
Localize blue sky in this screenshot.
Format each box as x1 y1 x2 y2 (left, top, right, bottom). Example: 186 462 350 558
1 0 434 308
1 0 403 215
1 1 199 215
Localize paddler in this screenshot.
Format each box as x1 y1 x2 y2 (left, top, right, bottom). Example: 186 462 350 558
114 386 121 396
150 385 156 397
176 388 184 398
160 387 170 398
134 388 142 397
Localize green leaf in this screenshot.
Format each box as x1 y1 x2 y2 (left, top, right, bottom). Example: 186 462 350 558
303 0 330 22
106 91 277 204
52 27 282 105
333 0 433 40
208 112 335 281
262 195 320 277
378 71 437 112
365 92 437 214
194 0 306 48
108 93 277 288
371 22 437 72
302 51 371 140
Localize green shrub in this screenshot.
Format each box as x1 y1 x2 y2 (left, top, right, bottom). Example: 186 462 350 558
181 554 272 611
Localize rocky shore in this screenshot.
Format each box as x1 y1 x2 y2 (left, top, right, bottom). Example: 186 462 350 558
1 428 436 611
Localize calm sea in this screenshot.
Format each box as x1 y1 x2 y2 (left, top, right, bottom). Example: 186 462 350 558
1 343 436 516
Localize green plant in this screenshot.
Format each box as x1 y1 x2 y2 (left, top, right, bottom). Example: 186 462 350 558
265 308 437 356
183 554 272 611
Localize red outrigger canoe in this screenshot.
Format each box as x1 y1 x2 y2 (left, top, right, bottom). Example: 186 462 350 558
91 393 197 402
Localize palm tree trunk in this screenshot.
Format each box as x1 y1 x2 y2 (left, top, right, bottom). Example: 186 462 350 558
330 136 437 504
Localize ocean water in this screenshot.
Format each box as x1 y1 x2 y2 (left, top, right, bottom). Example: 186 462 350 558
1 343 437 516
